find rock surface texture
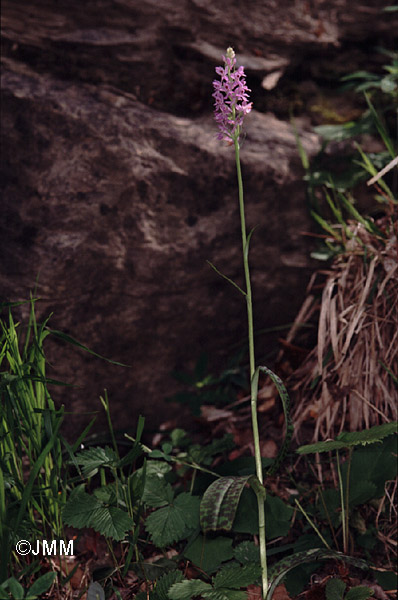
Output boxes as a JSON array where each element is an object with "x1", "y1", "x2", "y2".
[{"x1": 1, "y1": 0, "x2": 393, "y2": 432}]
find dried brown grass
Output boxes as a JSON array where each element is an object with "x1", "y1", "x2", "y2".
[{"x1": 288, "y1": 216, "x2": 398, "y2": 442}]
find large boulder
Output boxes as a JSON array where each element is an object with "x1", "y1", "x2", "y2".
[{"x1": 1, "y1": 0, "x2": 392, "y2": 433}]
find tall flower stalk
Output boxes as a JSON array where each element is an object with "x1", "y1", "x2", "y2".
[
  {"x1": 200, "y1": 48, "x2": 292, "y2": 600},
  {"x1": 213, "y1": 47, "x2": 268, "y2": 595}
]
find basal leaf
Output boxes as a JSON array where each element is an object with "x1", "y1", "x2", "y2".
[
  {"x1": 183, "y1": 535, "x2": 234, "y2": 574},
  {"x1": 200, "y1": 476, "x2": 255, "y2": 532},
  {"x1": 168, "y1": 579, "x2": 212, "y2": 600},
  {"x1": 213, "y1": 564, "x2": 261, "y2": 589},
  {"x1": 27, "y1": 571, "x2": 57, "y2": 598},
  {"x1": 145, "y1": 493, "x2": 200, "y2": 547},
  {"x1": 63, "y1": 487, "x2": 133, "y2": 540}
]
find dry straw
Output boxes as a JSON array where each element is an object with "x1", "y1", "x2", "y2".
[{"x1": 289, "y1": 216, "x2": 397, "y2": 442}]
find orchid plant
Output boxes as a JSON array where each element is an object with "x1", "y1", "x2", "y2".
[{"x1": 198, "y1": 47, "x2": 293, "y2": 599}]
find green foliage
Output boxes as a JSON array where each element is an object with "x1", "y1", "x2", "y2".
[
  {"x1": 200, "y1": 475, "x2": 257, "y2": 532},
  {"x1": 267, "y1": 549, "x2": 370, "y2": 600},
  {"x1": 0, "y1": 572, "x2": 56, "y2": 600},
  {"x1": 325, "y1": 578, "x2": 374, "y2": 600},
  {"x1": 0, "y1": 300, "x2": 67, "y2": 580},
  {"x1": 167, "y1": 353, "x2": 247, "y2": 415},
  {"x1": 63, "y1": 486, "x2": 134, "y2": 541},
  {"x1": 145, "y1": 492, "x2": 200, "y2": 547},
  {"x1": 297, "y1": 47, "x2": 398, "y2": 264},
  {"x1": 339, "y1": 48, "x2": 398, "y2": 99},
  {"x1": 183, "y1": 535, "x2": 234, "y2": 573},
  {"x1": 135, "y1": 571, "x2": 185, "y2": 600},
  {"x1": 233, "y1": 541, "x2": 260, "y2": 564},
  {"x1": 169, "y1": 564, "x2": 261, "y2": 600},
  {"x1": 297, "y1": 423, "x2": 398, "y2": 454},
  {"x1": 74, "y1": 446, "x2": 119, "y2": 478}
]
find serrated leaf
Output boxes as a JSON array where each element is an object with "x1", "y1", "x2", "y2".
[
  {"x1": 297, "y1": 423, "x2": 397, "y2": 454},
  {"x1": 145, "y1": 493, "x2": 200, "y2": 547},
  {"x1": 337, "y1": 423, "x2": 397, "y2": 446},
  {"x1": 63, "y1": 487, "x2": 103, "y2": 528},
  {"x1": 153, "y1": 571, "x2": 184, "y2": 600},
  {"x1": 143, "y1": 478, "x2": 174, "y2": 508},
  {"x1": 92, "y1": 505, "x2": 133, "y2": 541},
  {"x1": 168, "y1": 579, "x2": 212, "y2": 599},
  {"x1": 345, "y1": 586, "x2": 374, "y2": 600},
  {"x1": 63, "y1": 487, "x2": 133, "y2": 540},
  {"x1": 213, "y1": 564, "x2": 261, "y2": 589},
  {"x1": 74, "y1": 446, "x2": 118, "y2": 477},
  {"x1": 203, "y1": 591, "x2": 247, "y2": 600},
  {"x1": 325, "y1": 578, "x2": 346, "y2": 600},
  {"x1": 144, "y1": 460, "x2": 173, "y2": 476},
  {"x1": 200, "y1": 476, "x2": 256, "y2": 532}
]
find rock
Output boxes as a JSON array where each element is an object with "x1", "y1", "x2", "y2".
[{"x1": 1, "y1": 0, "x2": 392, "y2": 433}]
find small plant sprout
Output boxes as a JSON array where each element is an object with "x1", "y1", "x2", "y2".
[{"x1": 199, "y1": 47, "x2": 293, "y2": 599}]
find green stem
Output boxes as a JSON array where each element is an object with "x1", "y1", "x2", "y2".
[
  {"x1": 345, "y1": 448, "x2": 353, "y2": 553},
  {"x1": 336, "y1": 450, "x2": 347, "y2": 553},
  {"x1": 234, "y1": 139, "x2": 255, "y2": 379},
  {"x1": 234, "y1": 137, "x2": 268, "y2": 597}
]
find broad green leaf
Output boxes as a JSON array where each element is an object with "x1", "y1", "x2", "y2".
[
  {"x1": 0, "y1": 585, "x2": 9, "y2": 600},
  {"x1": 233, "y1": 541, "x2": 260, "y2": 565},
  {"x1": 152, "y1": 571, "x2": 184, "y2": 600},
  {"x1": 297, "y1": 423, "x2": 397, "y2": 454},
  {"x1": 5, "y1": 579, "x2": 24, "y2": 599},
  {"x1": 145, "y1": 493, "x2": 200, "y2": 547},
  {"x1": 231, "y1": 487, "x2": 261, "y2": 534},
  {"x1": 91, "y1": 505, "x2": 133, "y2": 541},
  {"x1": 203, "y1": 591, "x2": 247, "y2": 600},
  {"x1": 144, "y1": 461, "x2": 173, "y2": 476},
  {"x1": 325, "y1": 578, "x2": 346, "y2": 600},
  {"x1": 27, "y1": 572, "x2": 57, "y2": 598},
  {"x1": 62, "y1": 487, "x2": 133, "y2": 540},
  {"x1": 213, "y1": 564, "x2": 261, "y2": 589},
  {"x1": 345, "y1": 436, "x2": 397, "y2": 501},
  {"x1": 143, "y1": 478, "x2": 174, "y2": 508},
  {"x1": 168, "y1": 579, "x2": 212, "y2": 599},
  {"x1": 74, "y1": 446, "x2": 118, "y2": 477},
  {"x1": 183, "y1": 535, "x2": 234, "y2": 574},
  {"x1": 337, "y1": 423, "x2": 397, "y2": 445},
  {"x1": 345, "y1": 586, "x2": 374, "y2": 600},
  {"x1": 63, "y1": 487, "x2": 102, "y2": 528},
  {"x1": 200, "y1": 476, "x2": 256, "y2": 532}
]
